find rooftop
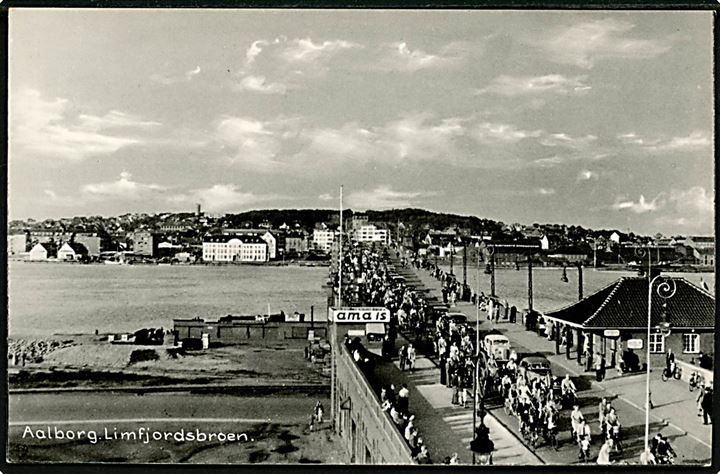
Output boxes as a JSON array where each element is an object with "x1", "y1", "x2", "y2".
[{"x1": 544, "y1": 277, "x2": 715, "y2": 329}]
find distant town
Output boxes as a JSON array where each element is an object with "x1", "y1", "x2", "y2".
[{"x1": 6, "y1": 206, "x2": 715, "y2": 271}]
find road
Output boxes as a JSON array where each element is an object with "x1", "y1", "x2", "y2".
[{"x1": 395, "y1": 250, "x2": 712, "y2": 465}]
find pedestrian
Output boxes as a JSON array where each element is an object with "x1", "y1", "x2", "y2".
[
  {"x1": 598, "y1": 397, "x2": 608, "y2": 433},
  {"x1": 570, "y1": 404, "x2": 584, "y2": 441},
  {"x1": 576, "y1": 418, "x2": 591, "y2": 445},
  {"x1": 314, "y1": 401, "x2": 324, "y2": 424},
  {"x1": 407, "y1": 344, "x2": 416, "y2": 372},
  {"x1": 398, "y1": 383, "x2": 410, "y2": 415},
  {"x1": 597, "y1": 438, "x2": 613, "y2": 465},
  {"x1": 696, "y1": 383, "x2": 705, "y2": 416},
  {"x1": 701, "y1": 386, "x2": 713, "y2": 425},
  {"x1": 399, "y1": 345, "x2": 407, "y2": 371}
]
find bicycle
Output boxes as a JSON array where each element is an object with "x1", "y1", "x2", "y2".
[
  {"x1": 661, "y1": 365, "x2": 682, "y2": 382},
  {"x1": 689, "y1": 371, "x2": 705, "y2": 392}
]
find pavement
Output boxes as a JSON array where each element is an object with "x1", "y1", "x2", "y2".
[{"x1": 389, "y1": 249, "x2": 712, "y2": 465}]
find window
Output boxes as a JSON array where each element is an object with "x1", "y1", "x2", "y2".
[
  {"x1": 683, "y1": 333, "x2": 700, "y2": 354},
  {"x1": 649, "y1": 333, "x2": 665, "y2": 353}
]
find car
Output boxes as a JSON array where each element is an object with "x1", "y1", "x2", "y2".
[
  {"x1": 519, "y1": 356, "x2": 553, "y2": 382},
  {"x1": 446, "y1": 312, "x2": 468, "y2": 324},
  {"x1": 483, "y1": 334, "x2": 511, "y2": 361}
]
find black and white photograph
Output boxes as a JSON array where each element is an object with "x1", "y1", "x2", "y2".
[{"x1": 5, "y1": 8, "x2": 716, "y2": 467}]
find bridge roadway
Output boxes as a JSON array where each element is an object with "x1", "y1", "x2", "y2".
[{"x1": 390, "y1": 246, "x2": 711, "y2": 465}]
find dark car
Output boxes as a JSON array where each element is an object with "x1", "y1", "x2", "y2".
[
  {"x1": 519, "y1": 356, "x2": 553, "y2": 382},
  {"x1": 446, "y1": 312, "x2": 468, "y2": 325}
]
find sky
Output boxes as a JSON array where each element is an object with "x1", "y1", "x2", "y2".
[{"x1": 8, "y1": 9, "x2": 715, "y2": 236}]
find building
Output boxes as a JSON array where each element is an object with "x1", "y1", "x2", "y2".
[
  {"x1": 73, "y1": 234, "x2": 102, "y2": 257},
  {"x1": 313, "y1": 229, "x2": 337, "y2": 254},
  {"x1": 285, "y1": 230, "x2": 308, "y2": 255},
  {"x1": 222, "y1": 229, "x2": 277, "y2": 260},
  {"x1": 545, "y1": 245, "x2": 590, "y2": 263},
  {"x1": 202, "y1": 235, "x2": 269, "y2": 262},
  {"x1": 542, "y1": 276, "x2": 715, "y2": 371},
  {"x1": 28, "y1": 242, "x2": 56, "y2": 260},
  {"x1": 57, "y1": 242, "x2": 89, "y2": 261},
  {"x1": 7, "y1": 234, "x2": 28, "y2": 256},
  {"x1": 353, "y1": 224, "x2": 389, "y2": 245},
  {"x1": 132, "y1": 231, "x2": 160, "y2": 257}
]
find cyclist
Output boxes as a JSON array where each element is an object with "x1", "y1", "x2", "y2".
[
  {"x1": 570, "y1": 404, "x2": 584, "y2": 441},
  {"x1": 665, "y1": 349, "x2": 676, "y2": 378},
  {"x1": 561, "y1": 375, "x2": 577, "y2": 405},
  {"x1": 655, "y1": 434, "x2": 676, "y2": 464}
]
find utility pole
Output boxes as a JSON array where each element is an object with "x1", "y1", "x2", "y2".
[
  {"x1": 490, "y1": 249, "x2": 496, "y2": 298},
  {"x1": 527, "y1": 252, "x2": 534, "y2": 312},
  {"x1": 577, "y1": 263, "x2": 584, "y2": 300},
  {"x1": 462, "y1": 239, "x2": 468, "y2": 287}
]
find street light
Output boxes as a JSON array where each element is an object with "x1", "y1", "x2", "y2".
[
  {"x1": 644, "y1": 275, "x2": 676, "y2": 458},
  {"x1": 561, "y1": 262, "x2": 584, "y2": 301},
  {"x1": 449, "y1": 242, "x2": 455, "y2": 276}
]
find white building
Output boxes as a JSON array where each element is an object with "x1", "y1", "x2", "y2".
[
  {"x1": 7, "y1": 234, "x2": 27, "y2": 256},
  {"x1": 28, "y1": 242, "x2": 54, "y2": 260},
  {"x1": 202, "y1": 235, "x2": 268, "y2": 262},
  {"x1": 353, "y1": 224, "x2": 389, "y2": 244},
  {"x1": 222, "y1": 229, "x2": 277, "y2": 259},
  {"x1": 57, "y1": 242, "x2": 88, "y2": 261},
  {"x1": 313, "y1": 229, "x2": 337, "y2": 253}
]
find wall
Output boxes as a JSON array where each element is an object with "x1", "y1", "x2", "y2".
[
  {"x1": 173, "y1": 320, "x2": 327, "y2": 343},
  {"x1": 334, "y1": 344, "x2": 415, "y2": 464}
]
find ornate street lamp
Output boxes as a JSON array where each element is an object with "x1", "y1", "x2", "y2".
[{"x1": 644, "y1": 276, "x2": 676, "y2": 457}]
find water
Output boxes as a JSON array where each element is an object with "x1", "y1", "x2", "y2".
[
  {"x1": 8, "y1": 262, "x2": 329, "y2": 337},
  {"x1": 440, "y1": 264, "x2": 715, "y2": 313}
]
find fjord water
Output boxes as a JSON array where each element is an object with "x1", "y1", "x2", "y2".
[
  {"x1": 440, "y1": 264, "x2": 714, "y2": 313},
  {"x1": 8, "y1": 262, "x2": 329, "y2": 337},
  {"x1": 8, "y1": 261, "x2": 714, "y2": 337}
]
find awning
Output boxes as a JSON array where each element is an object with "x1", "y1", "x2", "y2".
[{"x1": 365, "y1": 323, "x2": 386, "y2": 335}]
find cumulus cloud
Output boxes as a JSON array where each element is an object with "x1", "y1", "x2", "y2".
[
  {"x1": 378, "y1": 42, "x2": 463, "y2": 72},
  {"x1": 536, "y1": 18, "x2": 671, "y2": 68},
  {"x1": 476, "y1": 74, "x2": 591, "y2": 96},
  {"x1": 81, "y1": 171, "x2": 167, "y2": 199},
  {"x1": 214, "y1": 116, "x2": 287, "y2": 171},
  {"x1": 169, "y1": 184, "x2": 274, "y2": 213},
  {"x1": 244, "y1": 36, "x2": 358, "y2": 68},
  {"x1": 668, "y1": 186, "x2": 713, "y2": 214},
  {"x1": 234, "y1": 75, "x2": 288, "y2": 94},
  {"x1": 12, "y1": 88, "x2": 158, "y2": 161},
  {"x1": 346, "y1": 186, "x2": 430, "y2": 210},
  {"x1": 150, "y1": 66, "x2": 201, "y2": 85},
  {"x1": 612, "y1": 193, "x2": 665, "y2": 214}
]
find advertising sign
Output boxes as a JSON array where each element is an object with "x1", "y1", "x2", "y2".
[
  {"x1": 627, "y1": 339, "x2": 643, "y2": 349},
  {"x1": 329, "y1": 307, "x2": 390, "y2": 323},
  {"x1": 603, "y1": 329, "x2": 620, "y2": 338}
]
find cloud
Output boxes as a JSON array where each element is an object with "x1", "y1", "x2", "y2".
[
  {"x1": 617, "y1": 130, "x2": 711, "y2": 152},
  {"x1": 346, "y1": 186, "x2": 429, "y2": 210},
  {"x1": 168, "y1": 184, "x2": 274, "y2": 213},
  {"x1": 281, "y1": 38, "x2": 359, "y2": 63},
  {"x1": 214, "y1": 116, "x2": 288, "y2": 171},
  {"x1": 81, "y1": 171, "x2": 167, "y2": 200},
  {"x1": 150, "y1": 66, "x2": 202, "y2": 85},
  {"x1": 234, "y1": 75, "x2": 288, "y2": 94},
  {"x1": 378, "y1": 42, "x2": 463, "y2": 72},
  {"x1": 473, "y1": 122, "x2": 541, "y2": 144},
  {"x1": 612, "y1": 193, "x2": 665, "y2": 214},
  {"x1": 12, "y1": 88, "x2": 157, "y2": 161},
  {"x1": 244, "y1": 36, "x2": 358, "y2": 68},
  {"x1": 536, "y1": 18, "x2": 671, "y2": 68},
  {"x1": 318, "y1": 193, "x2": 334, "y2": 201},
  {"x1": 537, "y1": 188, "x2": 556, "y2": 195},
  {"x1": 539, "y1": 132, "x2": 598, "y2": 149},
  {"x1": 668, "y1": 186, "x2": 713, "y2": 214},
  {"x1": 476, "y1": 74, "x2": 591, "y2": 96},
  {"x1": 577, "y1": 169, "x2": 599, "y2": 181}
]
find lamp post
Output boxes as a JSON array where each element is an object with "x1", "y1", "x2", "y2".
[
  {"x1": 449, "y1": 243, "x2": 455, "y2": 276},
  {"x1": 635, "y1": 245, "x2": 652, "y2": 280},
  {"x1": 644, "y1": 276, "x2": 676, "y2": 457},
  {"x1": 484, "y1": 244, "x2": 496, "y2": 297},
  {"x1": 462, "y1": 237, "x2": 468, "y2": 287},
  {"x1": 561, "y1": 262, "x2": 584, "y2": 301}
]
